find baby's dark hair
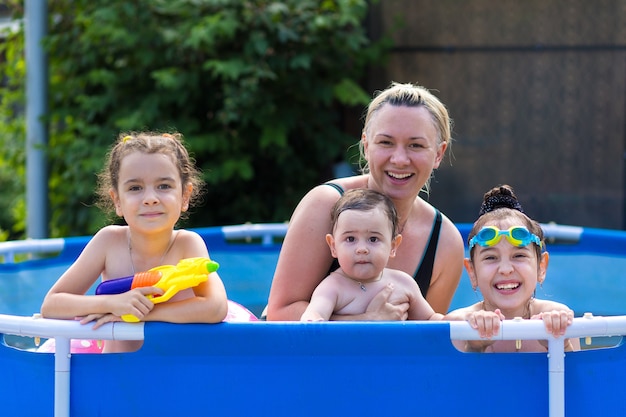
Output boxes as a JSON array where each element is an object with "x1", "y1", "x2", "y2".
[
  {"x1": 96, "y1": 131, "x2": 205, "y2": 220},
  {"x1": 468, "y1": 184, "x2": 544, "y2": 257},
  {"x1": 330, "y1": 188, "x2": 399, "y2": 236}
]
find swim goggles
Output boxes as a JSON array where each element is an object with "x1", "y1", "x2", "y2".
[{"x1": 469, "y1": 226, "x2": 542, "y2": 249}]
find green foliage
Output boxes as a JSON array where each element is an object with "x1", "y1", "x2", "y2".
[{"x1": 0, "y1": 0, "x2": 387, "y2": 238}]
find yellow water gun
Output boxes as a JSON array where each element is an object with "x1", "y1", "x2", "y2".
[{"x1": 95, "y1": 257, "x2": 219, "y2": 322}]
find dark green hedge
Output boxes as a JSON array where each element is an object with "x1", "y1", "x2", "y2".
[{"x1": 0, "y1": 0, "x2": 387, "y2": 238}]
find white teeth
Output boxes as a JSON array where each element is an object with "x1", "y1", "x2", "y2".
[
  {"x1": 388, "y1": 172, "x2": 412, "y2": 179},
  {"x1": 496, "y1": 283, "x2": 520, "y2": 290}
]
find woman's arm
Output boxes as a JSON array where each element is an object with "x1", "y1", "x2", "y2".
[{"x1": 267, "y1": 186, "x2": 341, "y2": 321}]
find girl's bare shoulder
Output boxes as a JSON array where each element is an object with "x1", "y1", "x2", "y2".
[
  {"x1": 169, "y1": 229, "x2": 209, "y2": 258},
  {"x1": 444, "y1": 303, "x2": 485, "y2": 320},
  {"x1": 532, "y1": 298, "x2": 573, "y2": 313},
  {"x1": 90, "y1": 225, "x2": 128, "y2": 245},
  {"x1": 174, "y1": 228, "x2": 204, "y2": 242}
]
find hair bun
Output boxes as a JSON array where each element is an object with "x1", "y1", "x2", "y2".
[{"x1": 479, "y1": 185, "x2": 524, "y2": 216}]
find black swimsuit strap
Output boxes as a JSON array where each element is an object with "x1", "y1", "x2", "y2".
[
  {"x1": 324, "y1": 182, "x2": 345, "y2": 195},
  {"x1": 414, "y1": 209, "x2": 442, "y2": 298}
]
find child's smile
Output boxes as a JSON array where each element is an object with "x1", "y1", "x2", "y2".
[
  {"x1": 114, "y1": 152, "x2": 186, "y2": 233},
  {"x1": 494, "y1": 280, "x2": 521, "y2": 292},
  {"x1": 470, "y1": 232, "x2": 543, "y2": 317}
]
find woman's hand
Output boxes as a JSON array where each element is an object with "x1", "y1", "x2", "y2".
[{"x1": 365, "y1": 284, "x2": 409, "y2": 321}]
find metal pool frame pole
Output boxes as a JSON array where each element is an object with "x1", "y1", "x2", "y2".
[
  {"x1": 25, "y1": 0, "x2": 49, "y2": 239},
  {"x1": 548, "y1": 338, "x2": 565, "y2": 417},
  {"x1": 54, "y1": 337, "x2": 70, "y2": 417}
]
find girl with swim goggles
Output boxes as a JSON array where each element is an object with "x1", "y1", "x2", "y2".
[{"x1": 445, "y1": 185, "x2": 580, "y2": 353}]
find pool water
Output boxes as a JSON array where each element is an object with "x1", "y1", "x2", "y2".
[
  {"x1": 2, "y1": 223, "x2": 626, "y2": 350},
  {"x1": 3, "y1": 249, "x2": 626, "y2": 318}
]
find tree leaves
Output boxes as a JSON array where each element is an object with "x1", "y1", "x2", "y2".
[{"x1": 0, "y1": 0, "x2": 386, "y2": 238}]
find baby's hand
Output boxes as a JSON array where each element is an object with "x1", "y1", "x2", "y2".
[
  {"x1": 301, "y1": 316, "x2": 324, "y2": 322},
  {"x1": 300, "y1": 311, "x2": 324, "y2": 322},
  {"x1": 532, "y1": 309, "x2": 574, "y2": 337},
  {"x1": 466, "y1": 309, "x2": 505, "y2": 339}
]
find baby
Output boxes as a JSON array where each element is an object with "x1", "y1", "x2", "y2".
[{"x1": 301, "y1": 188, "x2": 442, "y2": 322}]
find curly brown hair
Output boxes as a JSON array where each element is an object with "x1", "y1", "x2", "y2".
[{"x1": 95, "y1": 131, "x2": 205, "y2": 221}]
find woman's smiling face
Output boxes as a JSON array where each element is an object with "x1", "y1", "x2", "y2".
[{"x1": 362, "y1": 104, "x2": 445, "y2": 201}]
